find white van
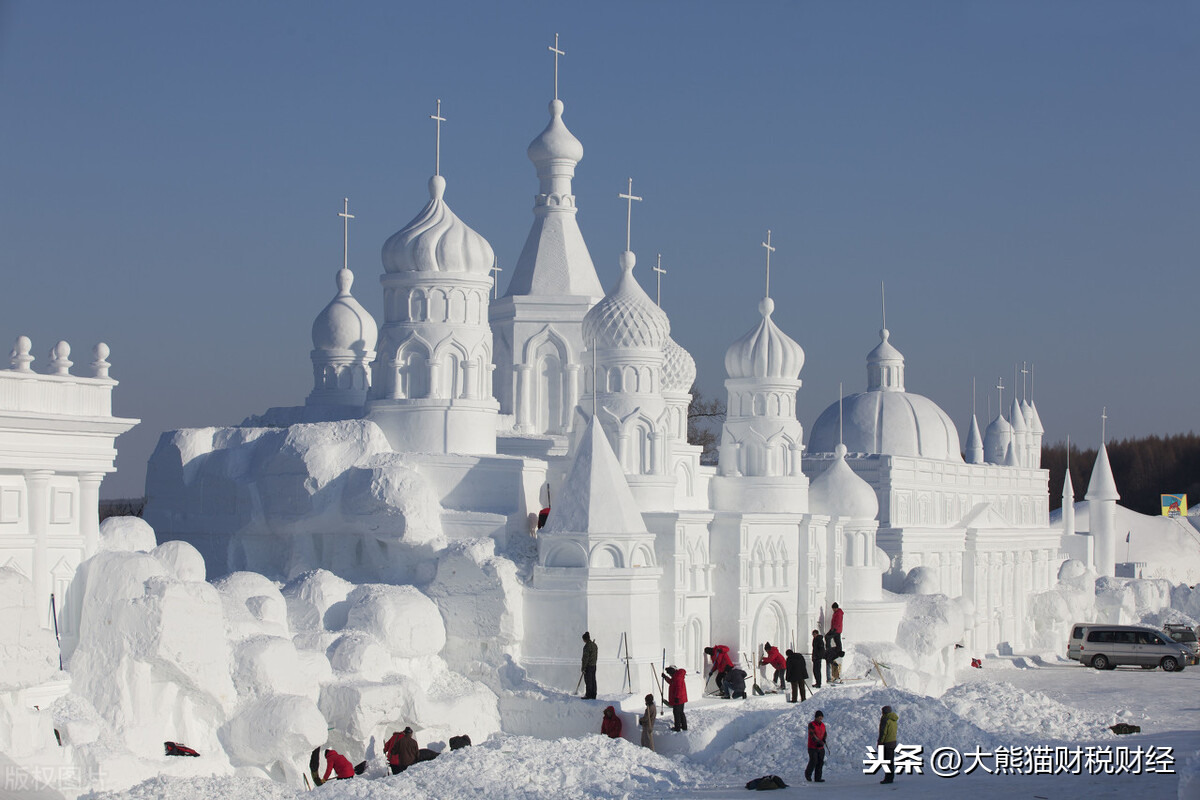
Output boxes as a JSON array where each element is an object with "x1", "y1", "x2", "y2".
[{"x1": 1067, "y1": 623, "x2": 1192, "y2": 672}]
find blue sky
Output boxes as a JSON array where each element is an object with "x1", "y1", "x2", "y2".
[{"x1": 1, "y1": 1, "x2": 1197, "y2": 498}]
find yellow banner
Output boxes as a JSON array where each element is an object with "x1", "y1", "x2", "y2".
[{"x1": 1162, "y1": 494, "x2": 1187, "y2": 517}]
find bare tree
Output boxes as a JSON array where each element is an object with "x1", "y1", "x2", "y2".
[{"x1": 687, "y1": 383, "x2": 726, "y2": 465}]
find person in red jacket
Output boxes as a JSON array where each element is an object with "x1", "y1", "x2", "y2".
[
  {"x1": 662, "y1": 666, "x2": 688, "y2": 731},
  {"x1": 804, "y1": 710, "x2": 826, "y2": 783},
  {"x1": 759, "y1": 642, "x2": 786, "y2": 690},
  {"x1": 830, "y1": 603, "x2": 844, "y2": 653},
  {"x1": 383, "y1": 727, "x2": 418, "y2": 774},
  {"x1": 704, "y1": 644, "x2": 735, "y2": 697},
  {"x1": 600, "y1": 705, "x2": 623, "y2": 738},
  {"x1": 322, "y1": 748, "x2": 356, "y2": 781}
]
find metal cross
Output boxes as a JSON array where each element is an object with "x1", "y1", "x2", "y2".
[
  {"x1": 549, "y1": 33, "x2": 565, "y2": 101},
  {"x1": 1021, "y1": 361, "x2": 1029, "y2": 402},
  {"x1": 881, "y1": 281, "x2": 887, "y2": 330},
  {"x1": 653, "y1": 254, "x2": 666, "y2": 306},
  {"x1": 762, "y1": 230, "x2": 775, "y2": 298},
  {"x1": 490, "y1": 257, "x2": 502, "y2": 299},
  {"x1": 618, "y1": 178, "x2": 642, "y2": 252},
  {"x1": 430, "y1": 99, "x2": 446, "y2": 176},
  {"x1": 1101, "y1": 406, "x2": 1108, "y2": 444},
  {"x1": 338, "y1": 198, "x2": 354, "y2": 271},
  {"x1": 996, "y1": 377, "x2": 1004, "y2": 413}
]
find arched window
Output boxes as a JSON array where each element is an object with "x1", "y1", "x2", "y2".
[{"x1": 408, "y1": 289, "x2": 427, "y2": 322}]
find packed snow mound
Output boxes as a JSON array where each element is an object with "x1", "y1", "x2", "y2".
[
  {"x1": 0, "y1": 566, "x2": 60, "y2": 690},
  {"x1": 220, "y1": 694, "x2": 326, "y2": 778},
  {"x1": 326, "y1": 630, "x2": 393, "y2": 680},
  {"x1": 231, "y1": 635, "x2": 321, "y2": 702},
  {"x1": 99, "y1": 515, "x2": 157, "y2": 552},
  {"x1": 152, "y1": 539, "x2": 206, "y2": 581},
  {"x1": 214, "y1": 571, "x2": 289, "y2": 640},
  {"x1": 282, "y1": 569, "x2": 352, "y2": 632},
  {"x1": 84, "y1": 774, "x2": 299, "y2": 800},
  {"x1": 941, "y1": 681, "x2": 1115, "y2": 741},
  {"x1": 719, "y1": 686, "x2": 1004, "y2": 778},
  {"x1": 895, "y1": 593, "x2": 972, "y2": 676},
  {"x1": 344, "y1": 583, "x2": 446, "y2": 657}
]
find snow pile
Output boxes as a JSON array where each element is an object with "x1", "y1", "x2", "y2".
[
  {"x1": 941, "y1": 681, "x2": 1115, "y2": 741},
  {"x1": 84, "y1": 774, "x2": 299, "y2": 800},
  {"x1": 0, "y1": 565, "x2": 61, "y2": 691},
  {"x1": 1027, "y1": 558, "x2": 1098, "y2": 651},
  {"x1": 891, "y1": 593, "x2": 974, "y2": 691},
  {"x1": 1070, "y1": 502, "x2": 1200, "y2": 584},
  {"x1": 220, "y1": 694, "x2": 327, "y2": 784},
  {"x1": 718, "y1": 686, "x2": 1004, "y2": 778},
  {"x1": 98, "y1": 515, "x2": 157, "y2": 552}
]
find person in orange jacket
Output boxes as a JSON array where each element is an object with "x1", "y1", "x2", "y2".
[
  {"x1": 600, "y1": 705, "x2": 623, "y2": 738},
  {"x1": 759, "y1": 642, "x2": 786, "y2": 690},
  {"x1": 662, "y1": 666, "x2": 688, "y2": 731},
  {"x1": 322, "y1": 748, "x2": 356, "y2": 781}
]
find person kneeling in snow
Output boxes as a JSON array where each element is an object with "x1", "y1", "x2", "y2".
[
  {"x1": 724, "y1": 666, "x2": 748, "y2": 699},
  {"x1": 384, "y1": 726, "x2": 419, "y2": 774},
  {"x1": 601, "y1": 705, "x2": 623, "y2": 738},
  {"x1": 323, "y1": 748, "x2": 356, "y2": 781}
]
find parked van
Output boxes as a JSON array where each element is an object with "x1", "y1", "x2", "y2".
[
  {"x1": 1068, "y1": 623, "x2": 1193, "y2": 671},
  {"x1": 1164, "y1": 623, "x2": 1200, "y2": 661}
]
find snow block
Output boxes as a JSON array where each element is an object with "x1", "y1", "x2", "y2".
[
  {"x1": 231, "y1": 636, "x2": 320, "y2": 703},
  {"x1": 214, "y1": 571, "x2": 289, "y2": 641},
  {"x1": 343, "y1": 584, "x2": 446, "y2": 658},
  {"x1": 220, "y1": 694, "x2": 326, "y2": 785},
  {"x1": 152, "y1": 540, "x2": 207, "y2": 582},
  {"x1": 0, "y1": 566, "x2": 60, "y2": 690},
  {"x1": 281, "y1": 569, "x2": 352, "y2": 633},
  {"x1": 99, "y1": 515, "x2": 158, "y2": 552},
  {"x1": 326, "y1": 631, "x2": 393, "y2": 681}
]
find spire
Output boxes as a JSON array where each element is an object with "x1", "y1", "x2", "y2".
[
  {"x1": 653, "y1": 254, "x2": 666, "y2": 306},
  {"x1": 548, "y1": 32, "x2": 565, "y2": 101},
  {"x1": 965, "y1": 414, "x2": 984, "y2": 464},
  {"x1": 542, "y1": 416, "x2": 648, "y2": 534},
  {"x1": 1085, "y1": 441, "x2": 1120, "y2": 502}
]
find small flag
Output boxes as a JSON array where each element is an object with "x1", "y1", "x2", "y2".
[{"x1": 1126, "y1": 532, "x2": 1131, "y2": 543}]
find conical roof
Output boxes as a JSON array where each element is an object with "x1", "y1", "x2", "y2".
[
  {"x1": 723, "y1": 297, "x2": 804, "y2": 380},
  {"x1": 382, "y1": 175, "x2": 494, "y2": 275},
  {"x1": 543, "y1": 416, "x2": 647, "y2": 534},
  {"x1": 1085, "y1": 443, "x2": 1120, "y2": 501},
  {"x1": 964, "y1": 414, "x2": 984, "y2": 464}
]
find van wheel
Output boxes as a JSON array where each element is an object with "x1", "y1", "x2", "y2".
[
  {"x1": 1161, "y1": 657, "x2": 1179, "y2": 672},
  {"x1": 1091, "y1": 654, "x2": 1109, "y2": 670}
]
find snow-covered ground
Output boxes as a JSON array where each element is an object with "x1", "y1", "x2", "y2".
[{"x1": 70, "y1": 657, "x2": 1198, "y2": 799}]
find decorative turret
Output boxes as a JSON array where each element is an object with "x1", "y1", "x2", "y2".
[
  {"x1": 1086, "y1": 414, "x2": 1121, "y2": 577},
  {"x1": 965, "y1": 414, "x2": 985, "y2": 464}
]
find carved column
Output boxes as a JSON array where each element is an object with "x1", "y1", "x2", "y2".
[
  {"x1": 77, "y1": 472, "x2": 105, "y2": 557},
  {"x1": 25, "y1": 470, "x2": 52, "y2": 629}
]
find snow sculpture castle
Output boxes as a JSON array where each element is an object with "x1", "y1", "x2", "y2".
[{"x1": 144, "y1": 43, "x2": 1111, "y2": 694}]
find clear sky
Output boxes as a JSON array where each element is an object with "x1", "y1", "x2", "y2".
[{"x1": 1, "y1": 1, "x2": 1197, "y2": 498}]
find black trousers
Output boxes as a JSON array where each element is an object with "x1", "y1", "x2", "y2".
[
  {"x1": 583, "y1": 666, "x2": 597, "y2": 699},
  {"x1": 789, "y1": 680, "x2": 806, "y2": 702},
  {"x1": 805, "y1": 747, "x2": 825, "y2": 781},
  {"x1": 881, "y1": 742, "x2": 896, "y2": 782},
  {"x1": 671, "y1": 702, "x2": 687, "y2": 730},
  {"x1": 811, "y1": 657, "x2": 822, "y2": 687}
]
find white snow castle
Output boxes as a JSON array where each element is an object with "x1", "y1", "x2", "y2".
[{"x1": 144, "y1": 48, "x2": 1101, "y2": 695}]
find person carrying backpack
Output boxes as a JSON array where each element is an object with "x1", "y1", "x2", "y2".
[{"x1": 805, "y1": 710, "x2": 826, "y2": 782}]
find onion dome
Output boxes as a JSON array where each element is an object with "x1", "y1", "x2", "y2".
[
  {"x1": 582, "y1": 251, "x2": 669, "y2": 349},
  {"x1": 527, "y1": 99, "x2": 583, "y2": 165},
  {"x1": 809, "y1": 444, "x2": 879, "y2": 519},
  {"x1": 312, "y1": 268, "x2": 378, "y2": 353},
  {"x1": 983, "y1": 413, "x2": 1013, "y2": 464},
  {"x1": 723, "y1": 297, "x2": 805, "y2": 380},
  {"x1": 661, "y1": 336, "x2": 697, "y2": 393},
  {"x1": 382, "y1": 175, "x2": 494, "y2": 275}
]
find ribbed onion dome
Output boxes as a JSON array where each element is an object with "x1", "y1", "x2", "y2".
[
  {"x1": 527, "y1": 99, "x2": 584, "y2": 165},
  {"x1": 382, "y1": 175, "x2": 495, "y2": 275},
  {"x1": 809, "y1": 444, "x2": 879, "y2": 519},
  {"x1": 661, "y1": 336, "x2": 697, "y2": 393},
  {"x1": 724, "y1": 297, "x2": 805, "y2": 380},
  {"x1": 312, "y1": 268, "x2": 378, "y2": 352},
  {"x1": 582, "y1": 251, "x2": 670, "y2": 349}
]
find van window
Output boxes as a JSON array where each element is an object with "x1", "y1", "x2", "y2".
[
  {"x1": 1137, "y1": 632, "x2": 1166, "y2": 645},
  {"x1": 1087, "y1": 630, "x2": 1135, "y2": 644},
  {"x1": 1072, "y1": 626, "x2": 1084, "y2": 640}
]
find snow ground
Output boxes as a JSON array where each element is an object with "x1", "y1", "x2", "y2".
[{"x1": 81, "y1": 657, "x2": 1200, "y2": 800}]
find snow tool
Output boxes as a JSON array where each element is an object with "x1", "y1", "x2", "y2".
[
  {"x1": 744, "y1": 651, "x2": 765, "y2": 695},
  {"x1": 574, "y1": 671, "x2": 584, "y2": 695}
]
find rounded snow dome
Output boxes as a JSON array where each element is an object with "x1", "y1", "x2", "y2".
[
  {"x1": 661, "y1": 336, "x2": 697, "y2": 393},
  {"x1": 382, "y1": 175, "x2": 495, "y2": 275},
  {"x1": 582, "y1": 251, "x2": 669, "y2": 350},
  {"x1": 527, "y1": 99, "x2": 584, "y2": 165},
  {"x1": 809, "y1": 390, "x2": 963, "y2": 461},
  {"x1": 312, "y1": 269, "x2": 378, "y2": 353},
  {"x1": 809, "y1": 444, "x2": 878, "y2": 519},
  {"x1": 723, "y1": 298, "x2": 805, "y2": 380}
]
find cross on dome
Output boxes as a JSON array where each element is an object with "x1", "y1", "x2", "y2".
[
  {"x1": 653, "y1": 253, "x2": 666, "y2": 306},
  {"x1": 430, "y1": 99, "x2": 446, "y2": 177},
  {"x1": 618, "y1": 178, "x2": 642, "y2": 252},
  {"x1": 490, "y1": 257, "x2": 502, "y2": 299},
  {"x1": 548, "y1": 33, "x2": 565, "y2": 101},
  {"x1": 996, "y1": 377, "x2": 1004, "y2": 413},
  {"x1": 762, "y1": 230, "x2": 775, "y2": 298},
  {"x1": 338, "y1": 198, "x2": 354, "y2": 271}
]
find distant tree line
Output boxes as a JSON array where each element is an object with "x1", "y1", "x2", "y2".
[
  {"x1": 687, "y1": 384, "x2": 725, "y2": 465},
  {"x1": 99, "y1": 497, "x2": 145, "y2": 522},
  {"x1": 1043, "y1": 433, "x2": 1200, "y2": 515}
]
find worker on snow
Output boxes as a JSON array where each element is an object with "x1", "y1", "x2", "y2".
[
  {"x1": 581, "y1": 632, "x2": 598, "y2": 699},
  {"x1": 759, "y1": 642, "x2": 786, "y2": 690},
  {"x1": 785, "y1": 648, "x2": 809, "y2": 703},
  {"x1": 811, "y1": 630, "x2": 826, "y2": 688},
  {"x1": 601, "y1": 705, "x2": 623, "y2": 738},
  {"x1": 805, "y1": 710, "x2": 827, "y2": 782},
  {"x1": 662, "y1": 666, "x2": 688, "y2": 731},
  {"x1": 829, "y1": 602, "x2": 844, "y2": 652},
  {"x1": 704, "y1": 644, "x2": 734, "y2": 697},
  {"x1": 638, "y1": 693, "x2": 657, "y2": 750},
  {"x1": 322, "y1": 748, "x2": 356, "y2": 781},
  {"x1": 878, "y1": 705, "x2": 899, "y2": 784},
  {"x1": 384, "y1": 726, "x2": 418, "y2": 774},
  {"x1": 725, "y1": 665, "x2": 748, "y2": 699}
]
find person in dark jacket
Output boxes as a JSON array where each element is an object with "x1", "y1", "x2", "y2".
[
  {"x1": 784, "y1": 649, "x2": 809, "y2": 703},
  {"x1": 383, "y1": 727, "x2": 419, "y2": 774},
  {"x1": 662, "y1": 666, "x2": 688, "y2": 731},
  {"x1": 725, "y1": 666, "x2": 748, "y2": 699},
  {"x1": 811, "y1": 630, "x2": 826, "y2": 688},
  {"x1": 601, "y1": 705, "x2": 623, "y2": 738},
  {"x1": 322, "y1": 748, "x2": 356, "y2": 781},
  {"x1": 804, "y1": 710, "x2": 826, "y2": 782},
  {"x1": 581, "y1": 632, "x2": 598, "y2": 699},
  {"x1": 878, "y1": 705, "x2": 899, "y2": 783}
]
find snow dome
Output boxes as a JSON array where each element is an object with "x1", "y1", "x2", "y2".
[
  {"x1": 808, "y1": 329, "x2": 961, "y2": 461},
  {"x1": 581, "y1": 251, "x2": 669, "y2": 349},
  {"x1": 661, "y1": 335, "x2": 696, "y2": 393},
  {"x1": 809, "y1": 444, "x2": 878, "y2": 519},
  {"x1": 723, "y1": 297, "x2": 804, "y2": 380},
  {"x1": 311, "y1": 268, "x2": 378, "y2": 353},
  {"x1": 381, "y1": 175, "x2": 495, "y2": 275},
  {"x1": 527, "y1": 99, "x2": 583, "y2": 165}
]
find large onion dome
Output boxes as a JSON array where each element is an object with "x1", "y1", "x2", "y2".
[
  {"x1": 723, "y1": 297, "x2": 805, "y2": 380},
  {"x1": 582, "y1": 251, "x2": 669, "y2": 349},
  {"x1": 381, "y1": 175, "x2": 494, "y2": 275}
]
